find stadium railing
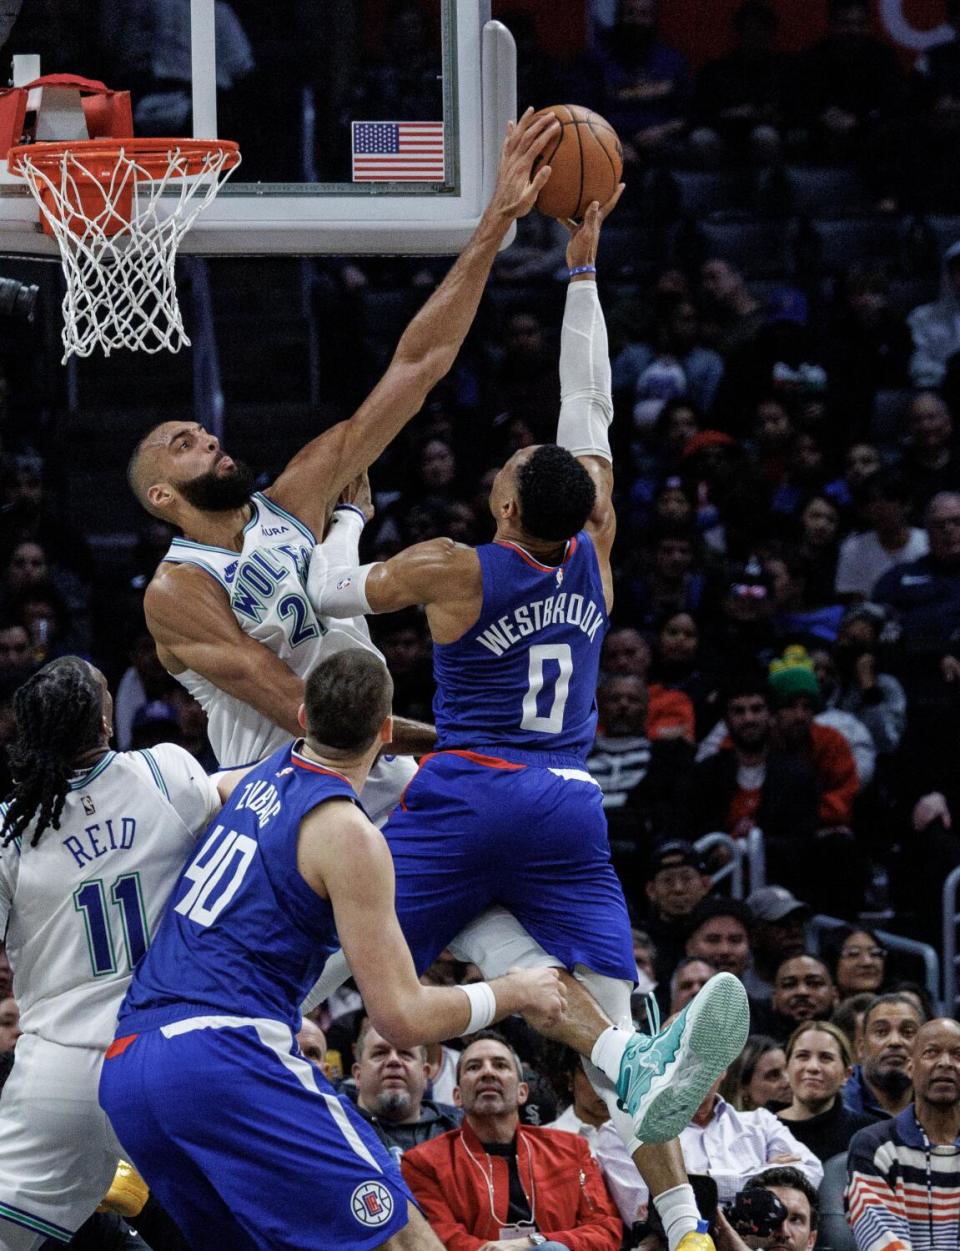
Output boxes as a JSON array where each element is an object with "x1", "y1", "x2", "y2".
[
  {"x1": 810, "y1": 913, "x2": 942, "y2": 1014},
  {"x1": 694, "y1": 826, "x2": 767, "y2": 900},
  {"x1": 941, "y1": 864, "x2": 960, "y2": 1015}
]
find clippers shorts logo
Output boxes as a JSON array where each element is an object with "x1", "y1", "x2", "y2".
[{"x1": 351, "y1": 1181, "x2": 394, "y2": 1227}]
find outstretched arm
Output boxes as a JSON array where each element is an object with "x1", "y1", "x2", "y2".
[
  {"x1": 301, "y1": 801, "x2": 566, "y2": 1047},
  {"x1": 265, "y1": 110, "x2": 560, "y2": 535},
  {"x1": 556, "y1": 190, "x2": 623, "y2": 611}
]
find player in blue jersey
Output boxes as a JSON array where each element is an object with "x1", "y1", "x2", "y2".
[
  {"x1": 99, "y1": 649, "x2": 565, "y2": 1251},
  {"x1": 306, "y1": 199, "x2": 749, "y2": 1251}
]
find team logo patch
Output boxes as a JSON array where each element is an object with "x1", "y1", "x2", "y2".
[{"x1": 351, "y1": 1181, "x2": 394, "y2": 1227}]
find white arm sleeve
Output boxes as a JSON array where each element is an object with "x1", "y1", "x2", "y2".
[
  {"x1": 305, "y1": 505, "x2": 376, "y2": 618},
  {"x1": 556, "y1": 279, "x2": 613, "y2": 463}
]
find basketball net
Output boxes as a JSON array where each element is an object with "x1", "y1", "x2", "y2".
[{"x1": 10, "y1": 140, "x2": 240, "y2": 362}]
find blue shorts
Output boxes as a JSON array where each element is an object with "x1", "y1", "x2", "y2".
[
  {"x1": 99, "y1": 1016, "x2": 414, "y2": 1251},
  {"x1": 383, "y1": 749, "x2": 635, "y2": 982}
]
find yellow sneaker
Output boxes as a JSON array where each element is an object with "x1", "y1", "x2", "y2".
[
  {"x1": 97, "y1": 1159, "x2": 149, "y2": 1217},
  {"x1": 675, "y1": 1233, "x2": 715, "y2": 1250}
]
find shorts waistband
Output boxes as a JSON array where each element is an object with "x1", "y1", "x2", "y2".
[{"x1": 431, "y1": 745, "x2": 589, "y2": 770}]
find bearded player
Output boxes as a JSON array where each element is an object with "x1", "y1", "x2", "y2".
[
  {"x1": 305, "y1": 197, "x2": 749, "y2": 1251},
  {"x1": 125, "y1": 109, "x2": 560, "y2": 823}
]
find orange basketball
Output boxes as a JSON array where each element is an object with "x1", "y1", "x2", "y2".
[{"x1": 531, "y1": 105, "x2": 623, "y2": 221}]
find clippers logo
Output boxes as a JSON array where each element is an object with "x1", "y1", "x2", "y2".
[
  {"x1": 351, "y1": 1181, "x2": 393, "y2": 1227},
  {"x1": 81, "y1": 795, "x2": 95, "y2": 816}
]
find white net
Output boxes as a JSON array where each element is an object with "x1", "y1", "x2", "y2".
[{"x1": 12, "y1": 142, "x2": 240, "y2": 362}]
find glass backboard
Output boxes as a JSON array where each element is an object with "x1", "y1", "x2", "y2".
[{"x1": 0, "y1": 0, "x2": 517, "y2": 256}]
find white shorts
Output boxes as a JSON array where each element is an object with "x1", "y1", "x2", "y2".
[
  {"x1": 0, "y1": 1034, "x2": 122, "y2": 1249},
  {"x1": 360, "y1": 754, "x2": 417, "y2": 827},
  {"x1": 303, "y1": 905, "x2": 631, "y2": 1028}
]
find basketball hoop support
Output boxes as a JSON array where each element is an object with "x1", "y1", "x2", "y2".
[{"x1": 190, "y1": 0, "x2": 218, "y2": 139}]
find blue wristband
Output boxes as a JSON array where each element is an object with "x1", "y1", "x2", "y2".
[{"x1": 567, "y1": 264, "x2": 597, "y2": 278}]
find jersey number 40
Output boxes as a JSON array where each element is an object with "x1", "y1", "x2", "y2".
[{"x1": 175, "y1": 825, "x2": 258, "y2": 928}]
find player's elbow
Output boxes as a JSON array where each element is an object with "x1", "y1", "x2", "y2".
[{"x1": 365, "y1": 1006, "x2": 420, "y2": 1051}]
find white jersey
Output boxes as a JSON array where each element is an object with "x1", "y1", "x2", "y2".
[
  {"x1": 164, "y1": 491, "x2": 381, "y2": 768},
  {"x1": 163, "y1": 491, "x2": 414, "y2": 824},
  {"x1": 0, "y1": 744, "x2": 219, "y2": 1050}
]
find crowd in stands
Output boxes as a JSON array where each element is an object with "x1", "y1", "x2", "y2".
[{"x1": 6, "y1": 1, "x2": 960, "y2": 1247}]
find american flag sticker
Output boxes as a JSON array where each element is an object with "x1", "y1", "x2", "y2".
[{"x1": 351, "y1": 121, "x2": 445, "y2": 182}]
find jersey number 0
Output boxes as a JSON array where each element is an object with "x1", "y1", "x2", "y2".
[{"x1": 520, "y1": 643, "x2": 573, "y2": 733}]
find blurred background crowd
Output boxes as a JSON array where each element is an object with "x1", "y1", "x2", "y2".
[{"x1": 2, "y1": 1, "x2": 960, "y2": 1246}]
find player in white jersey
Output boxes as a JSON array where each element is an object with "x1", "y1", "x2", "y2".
[
  {"x1": 125, "y1": 110, "x2": 559, "y2": 821},
  {"x1": 0, "y1": 656, "x2": 241, "y2": 1250}
]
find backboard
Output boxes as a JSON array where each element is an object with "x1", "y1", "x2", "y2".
[{"x1": 0, "y1": 0, "x2": 517, "y2": 256}]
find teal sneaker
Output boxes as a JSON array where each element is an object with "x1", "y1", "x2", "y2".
[{"x1": 616, "y1": 971, "x2": 749, "y2": 1143}]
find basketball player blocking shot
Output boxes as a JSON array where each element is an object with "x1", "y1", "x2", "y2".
[
  {"x1": 306, "y1": 197, "x2": 748, "y2": 1251},
  {"x1": 124, "y1": 109, "x2": 560, "y2": 823}
]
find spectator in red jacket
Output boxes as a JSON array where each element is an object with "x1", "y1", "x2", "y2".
[
  {"x1": 768, "y1": 652, "x2": 860, "y2": 829},
  {"x1": 401, "y1": 1031, "x2": 623, "y2": 1251}
]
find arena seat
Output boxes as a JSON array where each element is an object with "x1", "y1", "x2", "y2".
[
  {"x1": 870, "y1": 388, "x2": 914, "y2": 448},
  {"x1": 668, "y1": 168, "x2": 756, "y2": 218},
  {"x1": 696, "y1": 213, "x2": 795, "y2": 278},
  {"x1": 806, "y1": 215, "x2": 906, "y2": 275},
  {"x1": 781, "y1": 165, "x2": 867, "y2": 217},
  {"x1": 816, "y1": 1153, "x2": 856, "y2": 1251}
]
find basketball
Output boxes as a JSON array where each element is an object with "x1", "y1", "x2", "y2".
[{"x1": 531, "y1": 105, "x2": 623, "y2": 222}]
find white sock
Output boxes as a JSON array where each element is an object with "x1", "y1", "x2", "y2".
[
  {"x1": 590, "y1": 1025, "x2": 629, "y2": 1085},
  {"x1": 653, "y1": 1183, "x2": 700, "y2": 1251}
]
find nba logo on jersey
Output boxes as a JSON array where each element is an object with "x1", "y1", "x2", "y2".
[
  {"x1": 81, "y1": 794, "x2": 95, "y2": 815},
  {"x1": 351, "y1": 1181, "x2": 394, "y2": 1226}
]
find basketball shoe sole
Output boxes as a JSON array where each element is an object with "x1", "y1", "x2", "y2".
[{"x1": 616, "y1": 971, "x2": 749, "y2": 1143}]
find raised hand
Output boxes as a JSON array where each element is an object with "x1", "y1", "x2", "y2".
[
  {"x1": 506, "y1": 965, "x2": 567, "y2": 1031},
  {"x1": 488, "y1": 107, "x2": 561, "y2": 222},
  {"x1": 563, "y1": 183, "x2": 625, "y2": 271}
]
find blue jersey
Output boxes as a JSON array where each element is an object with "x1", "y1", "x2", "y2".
[
  {"x1": 433, "y1": 531, "x2": 607, "y2": 760},
  {"x1": 117, "y1": 742, "x2": 361, "y2": 1034}
]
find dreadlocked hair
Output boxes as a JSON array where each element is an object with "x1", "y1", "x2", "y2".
[{"x1": 1, "y1": 657, "x2": 103, "y2": 848}]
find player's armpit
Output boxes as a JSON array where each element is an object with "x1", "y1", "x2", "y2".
[{"x1": 145, "y1": 564, "x2": 303, "y2": 737}]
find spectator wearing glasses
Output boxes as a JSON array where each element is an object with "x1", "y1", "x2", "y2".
[
  {"x1": 642, "y1": 841, "x2": 713, "y2": 987},
  {"x1": 828, "y1": 926, "x2": 888, "y2": 1002}
]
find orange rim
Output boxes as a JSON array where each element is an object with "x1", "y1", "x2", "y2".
[{"x1": 8, "y1": 137, "x2": 240, "y2": 178}]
